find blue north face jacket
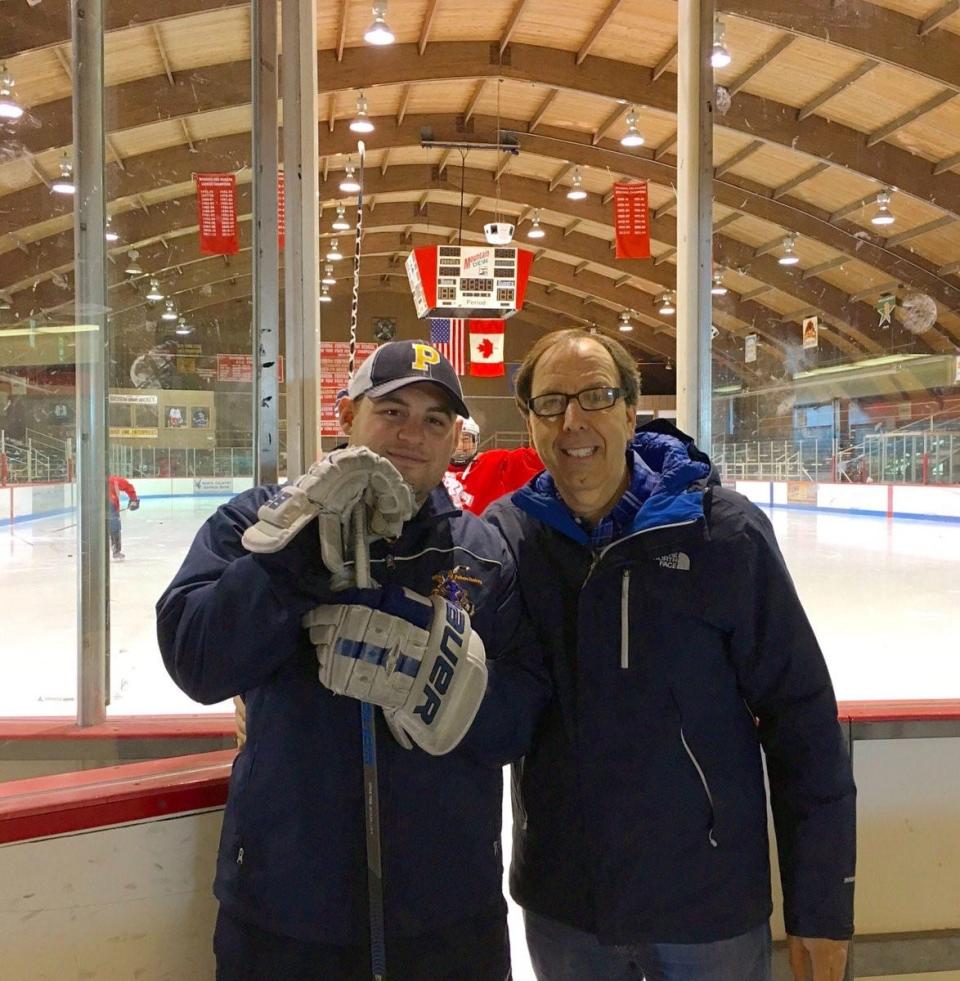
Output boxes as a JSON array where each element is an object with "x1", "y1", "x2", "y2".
[
  {"x1": 485, "y1": 421, "x2": 856, "y2": 945},
  {"x1": 157, "y1": 485, "x2": 549, "y2": 946}
]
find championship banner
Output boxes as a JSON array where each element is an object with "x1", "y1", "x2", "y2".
[
  {"x1": 802, "y1": 315, "x2": 819, "y2": 350},
  {"x1": 469, "y1": 320, "x2": 505, "y2": 377},
  {"x1": 613, "y1": 182, "x2": 651, "y2": 259},
  {"x1": 217, "y1": 353, "x2": 286, "y2": 384},
  {"x1": 278, "y1": 169, "x2": 286, "y2": 250},
  {"x1": 745, "y1": 333, "x2": 758, "y2": 364},
  {"x1": 195, "y1": 173, "x2": 239, "y2": 255},
  {"x1": 320, "y1": 341, "x2": 377, "y2": 436}
]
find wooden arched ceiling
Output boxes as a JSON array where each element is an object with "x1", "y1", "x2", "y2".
[{"x1": 3, "y1": 0, "x2": 960, "y2": 373}]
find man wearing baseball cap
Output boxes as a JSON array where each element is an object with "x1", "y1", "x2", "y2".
[{"x1": 158, "y1": 340, "x2": 549, "y2": 980}]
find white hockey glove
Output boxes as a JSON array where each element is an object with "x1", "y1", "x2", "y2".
[
  {"x1": 242, "y1": 447, "x2": 416, "y2": 579},
  {"x1": 302, "y1": 585, "x2": 488, "y2": 755}
]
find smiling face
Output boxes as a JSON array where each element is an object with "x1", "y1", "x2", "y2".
[
  {"x1": 338, "y1": 382, "x2": 462, "y2": 497},
  {"x1": 525, "y1": 336, "x2": 636, "y2": 524}
]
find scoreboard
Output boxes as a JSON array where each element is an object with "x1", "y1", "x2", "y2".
[{"x1": 405, "y1": 245, "x2": 534, "y2": 319}]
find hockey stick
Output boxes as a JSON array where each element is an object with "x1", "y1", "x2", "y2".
[{"x1": 349, "y1": 141, "x2": 387, "y2": 981}]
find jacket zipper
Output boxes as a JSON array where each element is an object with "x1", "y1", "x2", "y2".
[
  {"x1": 679, "y1": 726, "x2": 718, "y2": 848},
  {"x1": 620, "y1": 569, "x2": 630, "y2": 669}
]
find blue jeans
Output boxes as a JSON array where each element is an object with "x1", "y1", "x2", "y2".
[{"x1": 524, "y1": 910, "x2": 771, "y2": 981}]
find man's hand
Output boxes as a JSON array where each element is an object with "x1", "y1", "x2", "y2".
[
  {"x1": 128, "y1": 499, "x2": 140, "y2": 511},
  {"x1": 303, "y1": 585, "x2": 488, "y2": 755},
  {"x1": 787, "y1": 935, "x2": 848, "y2": 981},
  {"x1": 242, "y1": 448, "x2": 415, "y2": 578}
]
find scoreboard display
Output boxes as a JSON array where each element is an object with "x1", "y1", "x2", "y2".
[{"x1": 405, "y1": 245, "x2": 534, "y2": 319}]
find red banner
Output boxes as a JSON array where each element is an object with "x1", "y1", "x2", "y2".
[
  {"x1": 469, "y1": 320, "x2": 505, "y2": 377},
  {"x1": 278, "y1": 169, "x2": 285, "y2": 250},
  {"x1": 320, "y1": 341, "x2": 378, "y2": 436},
  {"x1": 216, "y1": 354, "x2": 285, "y2": 384},
  {"x1": 613, "y1": 181, "x2": 651, "y2": 259},
  {"x1": 195, "y1": 173, "x2": 239, "y2": 255}
]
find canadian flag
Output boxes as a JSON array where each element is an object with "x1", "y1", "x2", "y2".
[{"x1": 469, "y1": 320, "x2": 505, "y2": 377}]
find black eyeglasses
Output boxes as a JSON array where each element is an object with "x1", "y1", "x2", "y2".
[{"x1": 527, "y1": 386, "x2": 622, "y2": 418}]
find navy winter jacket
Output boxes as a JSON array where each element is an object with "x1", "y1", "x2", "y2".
[
  {"x1": 485, "y1": 422, "x2": 856, "y2": 945},
  {"x1": 157, "y1": 485, "x2": 549, "y2": 945}
]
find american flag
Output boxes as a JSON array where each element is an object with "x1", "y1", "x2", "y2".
[{"x1": 429, "y1": 318, "x2": 466, "y2": 375}]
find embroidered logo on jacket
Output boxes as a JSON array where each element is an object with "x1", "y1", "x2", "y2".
[
  {"x1": 431, "y1": 565, "x2": 481, "y2": 615},
  {"x1": 656, "y1": 551, "x2": 691, "y2": 571}
]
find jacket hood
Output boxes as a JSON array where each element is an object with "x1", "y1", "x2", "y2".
[{"x1": 511, "y1": 420, "x2": 713, "y2": 543}]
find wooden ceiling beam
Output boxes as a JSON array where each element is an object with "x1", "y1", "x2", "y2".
[
  {"x1": 850, "y1": 281, "x2": 899, "y2": 302},
  {"x1": 494, "y1": 152, "x2": 512, "y2": 181},
  {"x1": 866, "y1": 90, "x2": 956, "y2": 147},
  {"x1": 380, "y1": 148, "x2": 391, "y2": 175},
  {"x1": 712, "y1": 212, "x2": 742, "y2": 233},
  {"x1": 801, "y1": 256, "x2": 846, "y2": 280},
  {"x1": 576, "y1": 0, "x2": 625, "y2": 65},
  {"x1": 724, "y1": 35, "x2": 795, "y2": 98},
  {"x1": 328, "y1": 92, "x2": 336, "y2": 132},
  {"x1": 336, "y1": 0, "x2": 349, "y2": 62},
  {"x1": 772, "y1": 162, "x2": 830, "y2": 199},
  {"x1": 932, "y1": 150, "x2": 960, "y2": 176},
  {"x1": 654, "y1": 134, "x2": 677, "y2": 161},
  {"x1": 463, "y1": 80, "x2": 485, "y2": 123},
  {"x1": 180, "y1": 119, "x2": 195, "y2": 153},
  {"x1": 918, "y1": 0, "x2": 960, "y2": 36},
  {"x1": 528, "y1": 88, "x2": 559, "y2": 133},
  {"x1": 592, "y1": 103, "x2": 626, "y2": 146},
  {"x1": 714, "y1": 140, "x2": 763, "y2": 179},
  {"x1": 152, "y1": 25, "x2": 175, "y2": 85},
  {"x1": 796, "y1": 61, "x2": 877, "y2": 122},
  {"x1": 500, "y1": 0, "x2": 531, "y2": 56},
  {"x1": 419, "y1": 0, "x2": 440, "y2": 56},
  {"x1": 548, "y1": 162, "x2": 575, "y2": 192},
  {"x1": 564, "y1": 219, "x2": 582, "y2": 238},
  {"x1": 654, "y1": 248, "x2": 677, "y2": 266},
  {"x1": 397, "y1": 84, "x2": 413, "y2": 125},
  {"x1": 53, "y1": 45, "x2": 73, "y2": 81},
  {"x1": 23, "y1": 152, "x2": 51, "y2": 189},
  {"x1": 884, "y1": 215, "x2": 956, "y2": 247},
  {"x1": 652, "y1": 43, "x2": 678, "y2": 82}
]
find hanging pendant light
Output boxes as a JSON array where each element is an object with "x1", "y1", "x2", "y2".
[
  {"x1": 711, "y1": 17, "x2": 732, "y2": 69},
  {"x1": 364, "y1": 1, "x2": 395, "y2": 46},
  {"x1": 778, "y1": 233, "x2": 800, "y2": 266},
  {"x1": 0, "y1": 64, "x2": 24, "y2": 121},
  {"x1": 871, "y1": 189, "x2": 895, "y2": 227},
  {"x1": 711, "y1": 269, "x2": 728, "y2": 295},
  {"x1": 51, "y1": 154, "x2": 75, "y2": 195},
  {"x1": 104, "y1": 216, "x2": 119, "y2": 243},
  {"x1": 175, "y1": 316, "x2": 192, "y2": 336},
  {"x1": 340, "y1": 161, "x2": 361, "y2": 194},
  {"x1": 326, "y1": 239, "x2": 343, "y2": 261},
  {"x1": 620, "y1": 107, "x2": 645, "y2": 148},
  {"x1": 349, "y1": 93, "x2": 374, "y2": 134},
  {"x1": 618, "y1": 310, "x2": 634, "y2": 332},
  {"x1": 658, "y1": 292, "x2": 676, "y2": 315},
  {"x1": 319, "y1": 286, "x2": 333, "y2": 303},
  {"x1": 321, "y1": 264, "x2": 337, "y2": 286},
  {"x1": 332, "y1": 204, "x2": 351, "y2": 231},
  {"x1": 146, "y1": 278, "x2": 164, "y2": 302},
  {"x1": 566, "y1": 166, "x2": 587, "y2": 200},
  {"x1": 527, "y1": 209, "x2": 545, "y2": 239},
  {"x1": 124, "y1": 250, "x2": 143, "y2": 276},
  {"x1": 161, "y1": 299, "x2": 179, "y2": 321}
]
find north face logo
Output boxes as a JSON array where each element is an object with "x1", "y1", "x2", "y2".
[{"x1": 656, "y1": 552, "x2": 690, "y2": 571}]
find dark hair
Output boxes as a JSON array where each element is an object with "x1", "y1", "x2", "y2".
[{"x1": 515, "y1": 328, "x2": 642, "y2": 414}]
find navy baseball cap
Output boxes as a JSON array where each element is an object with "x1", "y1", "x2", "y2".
[{"x1": 348, "y1": 340, "x2": 469, "y2": 417}]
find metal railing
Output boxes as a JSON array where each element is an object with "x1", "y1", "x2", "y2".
[
  {"x1": 863, "y1": 432, "x2": 959, "y2": 485},
  {"x1": 0, "y1": 431, "x2": 70, "y2": 484},
  {"x1": 108, "y1": 445, "x2": 254, "y2": 479}
]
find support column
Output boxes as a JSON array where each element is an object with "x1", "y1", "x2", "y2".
[
  {"x1": 281, "y1": 0, "x2": 320, "y2": 476},
  {"x1": 253, "y1": 0, "x2": 280, "y2": 485},
  {"x1": 676, "y1": 0, "x2": 714, "y2": 448},
  {"x1": 72, "y1": 0, "x2": 108, "y2": 725}
]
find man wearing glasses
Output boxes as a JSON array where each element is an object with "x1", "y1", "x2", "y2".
[{"x1": 485, "y1": 328, "x2": 856, "y2": 981}]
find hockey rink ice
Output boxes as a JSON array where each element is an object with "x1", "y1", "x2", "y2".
[{"x1": 3, "y1": 496, "x2": 960, "y2": 979}]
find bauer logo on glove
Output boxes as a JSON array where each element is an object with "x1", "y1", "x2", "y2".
[{"x1": 303, "y1": 584, "x2": 488, "y2": 756}]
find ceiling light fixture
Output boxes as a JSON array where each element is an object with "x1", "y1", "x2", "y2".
[
  {"x1": 124, "y1": 250, "x2": 143, "y2": 276},
  {"x1": 332, "y1": 204, "x2": 351, "y2": 231},
  {"x1": 566, "y1": 166, "x2": 587, "y2": 200},
  {"x1": 175, "y1": 316, "x2": 192, "y2": 336},
  {"x1": 0, "y1": 293, "x2": 12, "y2": 310},
  {"x1": 51, "y1": 154, "x2": 75, "y2": 195},
  {"x1": 711, "y1": 269, "x2": 728, "y2": 295},
  {"x1": 364, "y1": 1, "x2": 395, "y2": 46},
  {"x1": 161, "y1": 299, "x2": 178, "y2": 321},
  {"x1": 326, "y1": 239, "x2": 344, "y2": 261},
  {"x1": 104, "y1": 217, "x2": 119, "y2": 243},
  {"x1": 146, "y1": 278, "x2": 164, "y2": 302},
  {"x1": 665, "y1": 357, "x2": 674, "y2": 371},
  {"x1": 340, "y1": 161, "x2": 361, "y2": 194},
  {"x1": 527, "y1": 210, "x2": 545, "y2": 239},
  {"x1": 778, "y1": 232, "x2": 800, "y2": 266},
  {"x1": 711, "y1": 17, "x2": 732, "y2": 69},
  {"x1": 871, "y1": 189, "x2": 895, "y2": 227},
  {"x1": 319, "y1": 286, "x2": 333, "y2": 303},
  {"x1": 658, "y1": 292, "x2": 676, "y2": 315},
  {"x1": 618, "y1": 310, "x2": 634, "y2": 332},
  {"x1": 620, "y1": 107, "x2": 645, "y2": 148},
  {"x1": 349, "y1": 93, "x2": 374, "y2": 134},
  {"x1": 0, "y1": 64, "x2": 24, "y2": 121},
  {"x1": 321, "y1": 264, "x2": 337, "y2": 286}
]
